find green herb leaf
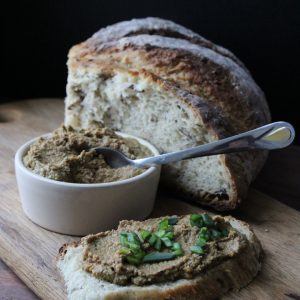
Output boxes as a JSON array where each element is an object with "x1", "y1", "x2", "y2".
[
  {"x1": 199, "y1": 227, "x2": 210, "y2": 240},
  {"x1": 172, "y1": 242, "x2": 181, "y2": 250},
  {"x1": 190, "y1": 214, "x2": 204, "y2": 228},
  {"x1": 128, "y1": 242, "x2": 141, "y2": 252},
  {"x1": 120, "y1": 234, "x2": 129, "y2": 247},
  {"x1": 196, "y1": 237, "x2": 207, "y2": 247},
  {"x1": 125, "y1": 255, "x2": 142, "y2": 265},
  {"x1": 190, "y1": 245, "x2": 204, "y2": 255},
  {"x1": 134, "y1": 250, "x2": 146, "y2": 260},
  {"x1": 168, "y1": 217, "x2": 178, "y2": 225},
  {"x1": 172, "y1": 242, "x2": 183, "y2": 256},
  {"x1": 148, "y1": 234, "x2": 157, "y2": 246},
  {"x1": 210, "y1": 229, "x2": 222, "y2": 240},
  {"x1": 156, "y1": 229, "x2": 166, "y2": 238},
  {"x1": 202, "y1": 213, "x2": 214, "y2": 226},
  {"x1": 161, "y1": 237, "x2": 173, "y2": 248},
  {"x1": 222, "y1": 228, "x2": 229, "y2": 237},
  {"x1": 154, "y1": 237, "x2": 162, "y2": 250},
  {"x1": 173, "y1": 249, "x2": 184, "y2": 256},
  {"x1": 119, "y1": 247, "x2": 131, "y2": 256},
  {"x1": 119, "y1": 231, "x2": 147, "y2": 265},
  {"x1": 199, "y1": 227, "x2": 208, "y2": 234},
  {"x1": 159, "y1": 219, "x2": 169, "y2": 230},
  {"x1": 127, "y1": 232, "x2": 141, "y2": 244},
  {"x1": 140, "y1": 229, "x2": 151, "y2": 241},
  {"x1": 174, "y1": 249, "x2": 183, "y2": 256},
  {"x1": 164, "y1": 231, "x2": 175, "y2": 239},
  {"x1": 191, "y1": 214, "x2": 201, "y2": 221},
  {"x1": 143, "y1": 252, "x2": 176, "y2": 263}
]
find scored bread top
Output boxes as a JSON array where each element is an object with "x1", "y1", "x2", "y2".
[
  {"x1": 88, "y1": 17, "x2": 246, "y2": 69},
  {"x1": 70, "y1": 33, "x2": 270, "y2": 133}
]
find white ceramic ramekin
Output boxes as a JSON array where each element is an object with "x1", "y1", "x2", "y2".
[{"x1": 15, "y1": 133, "x2": 161, "y2": 236}]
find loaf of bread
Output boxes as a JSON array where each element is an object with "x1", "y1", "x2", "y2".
[
  {"x1": 57, "y1": 214, "x2": 262, "y2": 300},
  {"x1": 64, "y1": 17, "x2": 271, "y2": 210}
]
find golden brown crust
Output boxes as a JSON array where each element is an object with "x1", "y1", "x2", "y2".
[
  {"x1": 135, "y1": 70, "x2": 255, "y2": 210},
  {"x1": 129, "y1": 69, "x2": 242, "y2": 209},
  {"x1": 87, "y1": 17, "x2": 247, "y2": 70},
  {"x1": 69, "y1": 35, "x2": 271, "y2": 133},
  {"x1": 57, "y1": 240, "x2": 81, "y2": 260}
]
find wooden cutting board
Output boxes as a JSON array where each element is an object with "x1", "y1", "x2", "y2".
[{"x1": 0, "y1": 99, "x2": 299, "y2": 300}]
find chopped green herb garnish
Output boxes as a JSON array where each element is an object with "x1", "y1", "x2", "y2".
[
  {"x1": 222, "y1": 228, "x2": 229, "y2": 237},
  {"x1": 134, "y1": 250, "x2": 146, "y2": 260},
  {"x1": 173, "y1": 249, "x2": 183, "y2": 256},
  {"x1": 172, "y1": 242, "x2": 183, "y2": 256},
  {"x1": 119, "y1": 214, "x2": 229, "y2": 263},
  {"x1": 154, "y1": 237, "x2": 162, "y2": 250},
  {"x1": 199, "y1": 227, "x2": 210, "y2": 240},
  {"x1": 190, "y1": 214, "x2": 204, "y2": 228},
  {"x1": 128, "y1": 242, "x2": 141, "y2": 252},
  {"x1": 196, "y1": 237, "x2": 207, "y2": 247},
  {"x1": 191, "y1": 214, "x2": 201, "y2": 222},
  {"x1": 119, "y1": 231, "x2": 146, "y2": 265},
  {"x1": 190, "y1": 245, "x2": 204, "y2": 255},
  {"x1": 161, "y1": 237, "x2": 173, "y2": 248},
  {"x1": 156, "y1": 229, "x2": 166, "y2": 238},
  {"x1": 210, "y1": 229, "x2": 222, "y2": 240},
  {"x1": 140, "y1": 229, "x2": 151, "y2": 241},
  {"x1": 168, "y1": 217, "x2": 178, "y2": 225},
  {"x1": 127, "y1": 232, "x2": 141, "y2": 244},
  {"x1": 164, "y1": 231, "x2": 174, "y2": 239},
  {"x1": 119, "y1": 247, "x2": 131, "y2": 255},
  {"x1": 202, "y1": 213, "x2": 214, "y2": 226},
  {"x1": 190, "y1": 213, "x2": 214, "y2": 228},
  {"x1": 120, "y1": 234, "x2": 128, "y2": 247},
  {"x1": 148, "y1": 234, "x2": 157, "y2": 246},
  {"x1": 159, "y1": 219, "x2": 169, "y2": 230},
  {"x1": 125, "y1": 255, "x2": 142, "y2": 265},
  {"x1": 172, "y1": 242, "x2": 181, "y2": 250},
  {"x1": 190, "y1": 213, "x2": 230, "y2": 256},
  {"x1": 199, "y1": 227, "x2": 208, "y2": 234},
  {"x1": 143, "y1": 252, "x2": 176, "y2": 263}
]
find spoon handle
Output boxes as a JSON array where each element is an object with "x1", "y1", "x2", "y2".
[{"x1": 134, "y1": 121, "x2": 295, "y2": 167}]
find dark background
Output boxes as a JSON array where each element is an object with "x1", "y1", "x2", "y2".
[{"x1": 1, "y1": 0, "x2": 299, "y2": 142}]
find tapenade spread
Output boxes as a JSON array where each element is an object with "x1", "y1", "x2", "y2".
[
  {"x1": 82, "y1": 214, "x2": 246, "y2": 286},
  {"x1": 23, "y1": 123, "x2": 151, "y2": 183}
]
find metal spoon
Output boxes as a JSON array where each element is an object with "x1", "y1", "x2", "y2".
[{"x1": 92, "y1": 121, "x2": 295, "y2": 168}]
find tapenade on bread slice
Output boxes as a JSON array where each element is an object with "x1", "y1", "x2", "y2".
[
  {"x1": 23, "y1": 123, "x2": 151, "y2": 183},
  {"x1": 57, "y1": 214, "x2": 262, "y2": 300}
]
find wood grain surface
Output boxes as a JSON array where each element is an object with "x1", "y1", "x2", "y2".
[{"x1": 0, "y1": 99, "x2": 299, "y2": 300}]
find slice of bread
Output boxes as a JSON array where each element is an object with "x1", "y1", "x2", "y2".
[
  {"x1": 64, "y1": 18, "x2": 271, "y2": 210},
  {"x1": 57, "y1": 215, "x2": 262, "y2": 300},
  {"x1": 66, "y1": 67, "x2": 246, "y2": 210}
]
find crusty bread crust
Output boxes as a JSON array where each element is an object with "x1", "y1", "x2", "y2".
[
  {"x1": 57, "y1": 216, "x2": 262, "y2": 300},
  {"x1": 69, "y1": 33, "x2": 271, "y2": 132},
  {"x1": 129, "y1": 70, "x2": 246, "y2": 209},
  {"x1": 88, "y1": 17, "x2": 247, "y2": 70}
]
